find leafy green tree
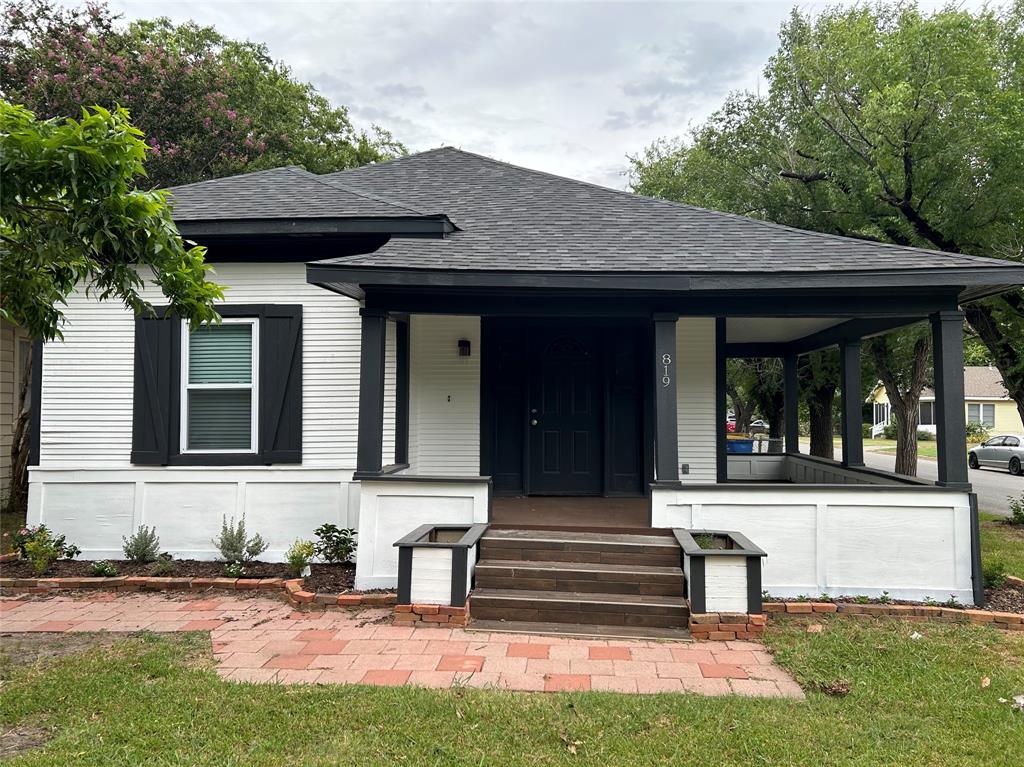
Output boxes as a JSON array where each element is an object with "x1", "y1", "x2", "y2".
[
  {"x1": 631, "y1": 2, "x2": 1024, "y2": 475},
  {"x1": 799, "y1": 349, "x2": 839, "y2": 460},
  {"x1": 1, "y1": 0, "x2": 404, "y2": 189}
]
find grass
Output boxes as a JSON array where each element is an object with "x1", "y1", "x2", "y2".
[
  {"x1": 1, "y1": 619, "x2": 1022, "y2": 766},
  {"x1": 981, "y1": 512, "x2": 1024, "y2": 579},
  {"x1": 0, "y1": 505, "x2": 24, "y2": 554}
]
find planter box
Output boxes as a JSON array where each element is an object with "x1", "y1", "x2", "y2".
[
  {"x1": 394, "y1": 524, "x2": 488, "y2": 607},
  {"x1": 673, "y1": 529, "x2": 767, "y2": 614}
]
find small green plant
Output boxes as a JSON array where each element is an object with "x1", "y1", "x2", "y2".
[
  {"x1": 853, "y1": 595, "x2": 871, "y2": 604},
  {"x1": 90, "y1": 560, "x2": 119, "y2": 577},
  {"x1": 24, "y1": 537, "x2": 60, "y2": 576},
  {"x1": 795, "y1": 594, "x2": 811, "y2": 602},
  {"x1": 965, "y1": 421, "x2": 990, "y2": 444},
  {"x1": 943, "y1": 596, "x2": 963, "y2": 609},
  {"x1": 817, "y1": 593, "x2": 834, "y2": 602},
  {"x1": 13, "y1": 524, "x2": 80, "y2": 561},
  {"x1": 122, "y1": 525, "x2": 160, "y2": 563},
  {"x1": 212, "y1": 515, "x2": 268, "y2": 565},
  {"x1": 313, "y1": 523, "x2": 357, "y2": 564},
  {"x1": 1007, "y1": 493, "x2": 1024, "y2": 526},
  {"x1": 223, "y1": 562, "x2": 246, "y2": 578},
  {"x1": 983, "y1": 558, "x2": 1008, "y2": 590},
  {"x1": 286, "y1": 539, "x2": 316, "y2": 577},
  {"x1": 878, "y1": 591, "x2": 892, "y2": 604},
  {"x1": 149, "y1": 555, "x2": 175, "y2": 576}
]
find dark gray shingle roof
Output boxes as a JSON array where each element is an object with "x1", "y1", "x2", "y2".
[
  {"x1": 167, "y1": 166, "x2": 427, "y2": 221},
  {"x1": 317, "y1": 147, "x2": 1015, "y2": 273}
]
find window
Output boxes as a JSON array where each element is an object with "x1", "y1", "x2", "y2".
[
  {"x1": 967, "y1": 403, "x2": 995, "y2": 428},
  {"x1": 983, "y1": 437, "x2": 1005, "y2": 447},
  {"x1": 918, "y1": 401, "x2": 934, "y2": 426},
  {"x1": 180, "y1": 319, "x2": 258, "y2": 453},
  {"x1": 1005, "y1": 437, "x2": 1020, "y2": 447}
]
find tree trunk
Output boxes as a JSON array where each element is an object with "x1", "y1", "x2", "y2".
[
  {"x1": 6, "y1": 345, "x2": 31, "y2": 521},
  {"x1": 808, "y1": 385, "x2": 836, "y2": 459},
  {"x1": 890, "y1": 400, "x2": 920, "y2": 477},
  {"x1": 868, "y1": 335, "x2": 930, "y2": 478},
  {"x1": 728, "y1": 388, "x2": 753, "y2": 434}
]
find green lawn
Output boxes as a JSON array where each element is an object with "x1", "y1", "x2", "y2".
[
  {"x1": 1, "y1": 618, "x2": 1022, "y2": 765},
  {"x1": 981, "y1": 512, "x2": 1024, "y2": 579}
]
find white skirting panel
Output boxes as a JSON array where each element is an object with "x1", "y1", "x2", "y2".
[
  {"x1": 27, "y1": 468, "x2": 359, "y2": 561},
  {"x1": 355, "y1": 478, "x2": 490, "y2": 590},
  {"x1": 651, "y1": 485, "x2": 975, "y2": 604}
]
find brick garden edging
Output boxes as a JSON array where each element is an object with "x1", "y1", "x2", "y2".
[
  {"x1": 0, "y1": 575, "x2": 396, "y2": 610},
  {"x1": 393, "y1": 603, "x2": 469, "y2": 626},
  {"x1": 688, "y1": 612, "x2": 766, "y2": 641},
  {"x1": 764, "y1": 601, "x2": 1024, "y2": 631}
]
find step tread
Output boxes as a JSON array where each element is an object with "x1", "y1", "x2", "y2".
[
  {"x1": 483, "y1": 529, "x2": 676, "y2": 548},
  {"x1": 471, "y1": 588, "x2": 688, "y2": 608},
  {"x1": 466, "y1": 619, "x2": 692, "y2": 642},
  {"x1": 476, "y1": 559, "x2": 683, "y2": 577}
]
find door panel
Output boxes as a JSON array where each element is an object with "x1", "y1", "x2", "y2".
[{"x1": 528, "y1": 331, "x2": 603, "y2": 494}]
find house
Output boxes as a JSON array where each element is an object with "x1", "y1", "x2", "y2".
[
  {"x1": 870, "y1": 367, "x2": 1024, "y2": 437},
  {"x1": 25, "y1": 148, "x2": 1024, "y2": 621}
]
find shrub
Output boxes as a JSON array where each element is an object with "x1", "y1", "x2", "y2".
[
  {"x1": 861, "y1": 423, "x2": 873, "y2": 439},
  {"x1": 212, "y1": 516, "x2": 268, "y2": 565},
  {"x1": 149, "y1": 555, "x2": 175, "y2": 576},
  {"x1": 90, "y1": 560, "x2": 119, "y2": 577},
  {"x1": 916, "y1": 429, "x2": 934, "y2": 441},
  {"x1": 1007, "y1": 493, "x2": 1024, "y2": 526},
  {"x1": 983, "y1": 558, "x2": 1008, "y2": 590},
  {"x1": 882, "y1": 422, "x2": 898, "y2": 440},
  {"x1": 24, "y1": 537, "x2": 60, "y2": 576},
  {"x1": 314, "y1": 523, "x2": 357, "y2": 564},
  {"x1": 122, "y1": 525, "x2": 160, "y2": 563},
  {"x1": 965, "y1": 421, "x2": 990, "y2": 444},
  {"x1": 286, "y1": 539, "x2": 316, "y2": 576},
  {"x1": 12, "y1": 524, "x2": 79, "y2": 561},
  {"x1": 223, "y1": 562, "x2": 245, "y2": 578}
]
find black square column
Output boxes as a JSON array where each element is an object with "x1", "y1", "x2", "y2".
[
  {"x1": 356, "y1": 308, "x2": 387, "y2": 475},
  {"x1": 653, "y1": 314, "x2": 679, "y2": 482},
  {"x1": 840, "y1": 339, "x2": 864, "y2": 468},
  {"x1": 931, "y1": 310, "x2": 970, "y2": 487}
]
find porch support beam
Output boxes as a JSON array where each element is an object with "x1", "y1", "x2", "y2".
[
  {"x1": 839, "y1": 339, "x2": 864, "y2": 468},
  {"x1": 356, "y1": 308, "x2": 387, "y2": 475},
  {"x1": 715, "y1": 318, "x2": 728, "y2": 483},
  {"x1": 784, "y1": 353, "x2": 800, "y2": 454},
  {"x1": 653, "y1": 313, "x2": 679, "y2": 482},
  {"x1": 931, "y1": 310, "x2": 970, "y2": 487}
]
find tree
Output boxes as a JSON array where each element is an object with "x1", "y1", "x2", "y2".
[
  {"x1": 631, "y1": 2, "x2": 1024, "y2": 474},
  {"x1": 726, "y1": 359, "x2": 755, "y2": 433},
  {"x1": 867, "y1": 327, "x2": 932, "y2": 476},
  {"x1": 1, "y1": 0, "x2": 404, "y2": 189},
  {"x1": 799, "y1": 349, "x2": 839, "y2": 460}
]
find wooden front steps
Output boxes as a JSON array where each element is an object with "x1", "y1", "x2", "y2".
[{"x1": 471, "y1": 529, "x2": 688, "y2": 632}]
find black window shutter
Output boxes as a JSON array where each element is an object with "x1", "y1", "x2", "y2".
[
  {"x1": 259, "y1": 305, "x2": 303, "y2": 464},
  {"x1": 131, "y1": 313, "x2": 179, "y2": 464}
]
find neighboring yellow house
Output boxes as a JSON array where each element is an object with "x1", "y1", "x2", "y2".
[{"x1": 868, "y1": 366, "x2": 1024, "y2": 437}]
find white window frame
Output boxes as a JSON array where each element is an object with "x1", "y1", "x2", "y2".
[
  {"x1": 180, "y1": 317, "x2": 259, "y2": 454},
  {"x1": 918, "y1": 401, "x2": 935, "y2": 426},
  {"x1": 967, "y1": 402, "x2": 995, "y2": 428}
]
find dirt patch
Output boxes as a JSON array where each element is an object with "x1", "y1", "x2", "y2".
[
  {"x1": 0, "y1": 725, "x2": 52, "y2": 759},
  {"x1": 1, "y1": 558, "x2": 356, "y2": 589},
  {"x1": 0, "y1": 632, "x2": 130, "y2": 671}
]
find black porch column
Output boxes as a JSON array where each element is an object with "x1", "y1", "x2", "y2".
[
  {"x1": 840, "y1": 339, "x2": 864, "y2": 468},
  {"x1": 784, "y1": 353, "x2": 800, "y2": 454},
  {"x1": 653, "y1": 314, "x2": 679, "y2": 482},
  {"x1": 931, "y1": 310, "x2": 970, "y2": 487},
  {"x1": 356, "y1": 308, "x2": 387, "y2": 474}
]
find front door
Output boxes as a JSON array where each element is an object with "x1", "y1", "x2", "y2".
[{"x1": 527, "y1": 329, "x2": 603, "y2": 494}]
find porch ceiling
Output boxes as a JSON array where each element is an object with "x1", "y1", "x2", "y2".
[{"x1": 726, "y1": 317, "x2": 844, "y2": 344}]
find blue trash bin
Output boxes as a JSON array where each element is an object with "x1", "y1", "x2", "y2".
[{"x1": 726, "y1": 439, "x2": 754, "y2": 454}]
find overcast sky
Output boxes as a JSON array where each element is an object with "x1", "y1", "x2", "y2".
[{"x1": 98, "y1": 1, "x2": 975, "y2": 189}]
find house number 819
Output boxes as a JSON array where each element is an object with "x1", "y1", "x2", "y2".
[{"x1": 661, "y1": 353, "x2": 672, "y2": 387}]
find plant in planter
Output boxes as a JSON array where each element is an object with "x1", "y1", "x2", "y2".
[
  {"x1": 122, "y1": 525, "x2": 160, "y2": 563},
  {"x1": 286, "y1": 539, "x2": 315, "y2": 577},
  {"x1": 313, "y1": 523, "x2": 357, "y2": 564},
  {"x1": 90, "y1": 560, "x2": 119, "y2": 577},
  {"x1": 213, "y1": 515, "x2": 268, "y2": 576}
]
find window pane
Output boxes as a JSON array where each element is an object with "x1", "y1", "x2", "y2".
[
  {"x1": 919, "y1": 402, "x2": 934, "y2": 425},
  {"x1": 967, "y1": 404, "x2": 980, "y2": 423},
  {"x1": 187, "y1": 389, "x2": 252, "y2": 450},
  {"x1": 983, "y1": 404, "x2": 995, "y2": 428},
  {"x1": 189, "y1": 324, "x2": 252, "y2": 384}
]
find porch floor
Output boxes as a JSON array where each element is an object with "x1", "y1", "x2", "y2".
[{"x1": 490, "y1": 497, "x2": 649, "y2": 528}]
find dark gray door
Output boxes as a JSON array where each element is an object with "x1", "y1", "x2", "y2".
[{"x1": 527, "y1": 331, "x2": 603, "y2": 495}]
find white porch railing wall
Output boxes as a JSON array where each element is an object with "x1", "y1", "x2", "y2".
[
  {"x1": 354, "y1": 477, "x2": 490, "y2": 590},
  {"x1": 651, "y1": 479, "x2": 975, "y2": 604}
]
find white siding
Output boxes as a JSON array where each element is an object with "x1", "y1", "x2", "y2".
[
  {"x1": 677, "y1": 317, "x2": 717, "y2": 483},
  {"x1": 38, "y1": 262, "x2": 381, "y2": 469},
  {"x1": 704, "y1": 556, "x2": 750, "y2": 613},
  {"x1": 410, "y1": 548, "x2": 454, "y2": 604},
  {"x1": 408, "y1": 314, "x2": 480, "y2": 475},
  {"x1": 382, "y1": 319, "x2": 397, "y2": 466}
]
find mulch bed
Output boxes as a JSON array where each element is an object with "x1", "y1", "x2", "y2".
[
  {"x1": 0, "y1": 558, "x2": 356, "y2": 593},
  {"x1": 769, "y1": 584, "x2": 1024, "y2": 615}
]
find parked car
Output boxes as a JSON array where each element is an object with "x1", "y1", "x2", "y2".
[
  {"x1": 968, "y1": 434, "x2": 1023, "y2": 475},
  {"x1": 726, "y1": 420, "x2": 737, "y2": 433},
  {"x1": 749, "y1": 419, "x2": 769, "y2": 435}
]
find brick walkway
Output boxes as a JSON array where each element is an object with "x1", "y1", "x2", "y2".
[{"x1": 0, "y1": 594, "x2": 803, "y2": 698}]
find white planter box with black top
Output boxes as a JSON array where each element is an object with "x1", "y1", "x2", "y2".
[
  {"x1": 674, "y1": 529, "x2": 767, "y2": 614},
  {"x1": 394, "y1": 524, "x2": 489, "y2": 607}
]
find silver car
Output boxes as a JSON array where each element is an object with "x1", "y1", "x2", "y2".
[{"x1": 968, "y1": 434, "x2": 1024, "y2": 476}]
